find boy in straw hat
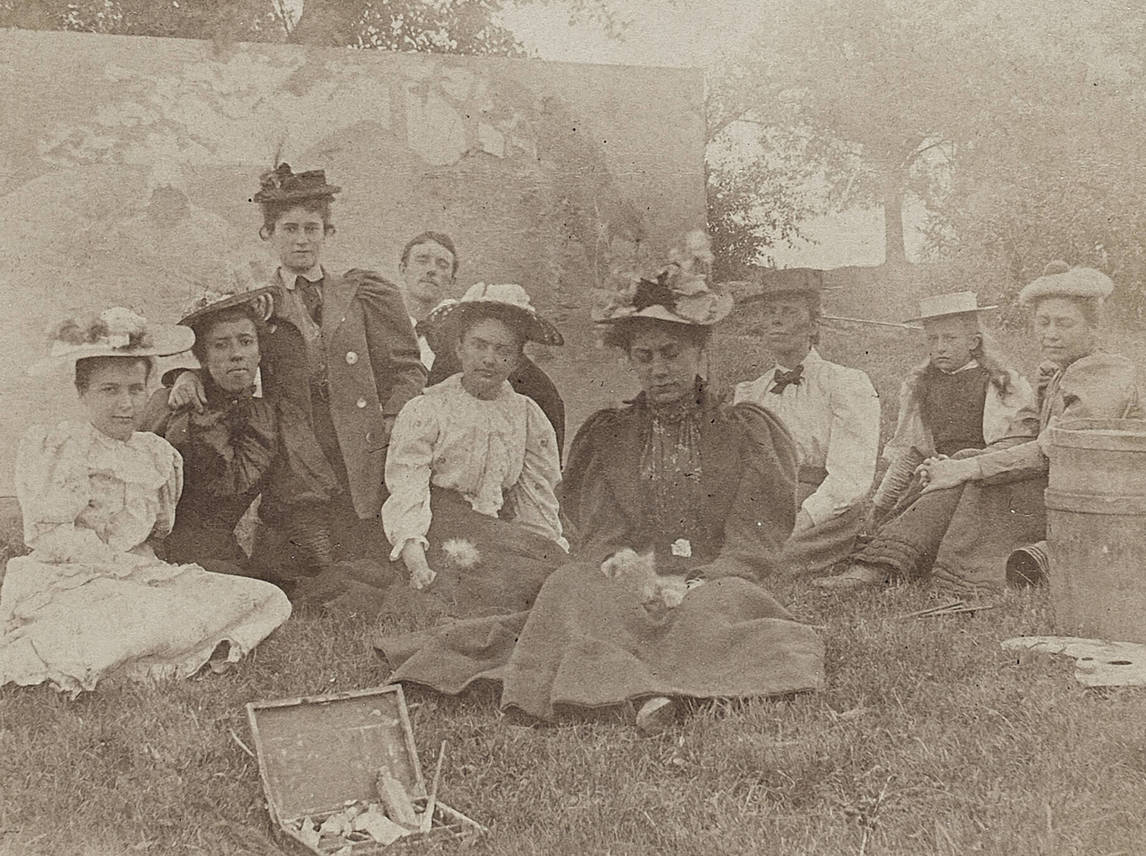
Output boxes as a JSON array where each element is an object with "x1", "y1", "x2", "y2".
[
  {"x1": 822, "y1": 266, "x2": 1144, "y2": 594},
  {"x1": 733, "y1": 270, "x2": 881, "y2": 576},
  {"x1": 168, "y1": 165, "x2": 426, "y2": 560},
  {"x1": 817, "y1": 292, "x2": 1038, "y2": 593}
]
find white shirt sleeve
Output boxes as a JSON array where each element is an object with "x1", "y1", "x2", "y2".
[
  {"x1": 505, "y1": 399, "x2": 568, "y2": 551},
  {"x1": 801, "y1": 368, "x2": 881, "y2": 525},
  {"x1": 381, "y1": 396, "x2": 438, "y2": 560}
]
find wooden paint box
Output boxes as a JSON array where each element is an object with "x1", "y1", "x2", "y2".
[{"x1": 246, "y1": 686, "x2": 486, "y2": 853}]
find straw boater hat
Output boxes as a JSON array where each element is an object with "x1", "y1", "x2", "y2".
[
  {"x1": 424, "y1": 283, "x2": 564, "y2": 346},
  {"x1": 905, "y1": 291, "x2": 998, "y2": 326},
  {"x1": 178, "y1": 286, "x2": 276, "y2": 328},
  {"x1": 251, "y1": 163, "x2": 341, "y2": 204},
  {"x1": 1017, "y1": 261, "x2": 1114, "y2": 307},
  {"x1": 29, "y1": 307, "x2": 194, "y2": 377},
  {"x1": 593, "y1": 232, "x2": 733, "y2": 328}
]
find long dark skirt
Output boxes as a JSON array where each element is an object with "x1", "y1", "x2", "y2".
[
  {"x1": 855, "y1": 473, "x2": 1047, "y2": 595},
  {"x1": 376, "y1": 560, "x2": 825, "y2": 722},
  {"x1": 381, "y1": 488, "x2": 568, "y2": 622}
]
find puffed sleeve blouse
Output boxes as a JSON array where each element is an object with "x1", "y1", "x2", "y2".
[
  {"x1": 382, "y1": 374, "x2": 566, "y2": 559},
  {"x1": 16, "y1": 421, "x2": 183, "y2": 563}
]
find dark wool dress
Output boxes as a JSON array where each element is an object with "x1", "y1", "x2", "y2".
[
  {"x1": 141, "y1": 378, "x2": 339, "y2": 585},
  {"x1": 375, "y1": 383, "x2": 826, "y2": 721}
]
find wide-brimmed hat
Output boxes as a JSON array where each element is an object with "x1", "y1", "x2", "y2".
[
  {"x1": 593, "y1": 231, "x2": 733, "y2": 328},
  {"x1": 251, "y1": 163, "x2": 341, "y2": 204},
  {"x1": 1018, "y1": 261, "x2": 1114, "y2": 307},
  {"x1": 29, "y1": 307, "x2": 194, "y2": 377},
  {"x1": 178, "y1": 286, "x2": 276, "y2": 328},
  {"x1": 424, "y1": 283, "x2": 564, "y2": 346},
  {"x1": 905, "y1": 291, "x2": 998, "y2": 326}
]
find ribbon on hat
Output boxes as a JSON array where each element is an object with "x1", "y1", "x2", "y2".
[{"x1": 631, "y1": 274, "x2": 677, "y2": 313}]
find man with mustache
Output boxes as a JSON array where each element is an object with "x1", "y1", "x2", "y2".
[{"x1": 397, "y1": 231, "x2": 458, "y2": 369}]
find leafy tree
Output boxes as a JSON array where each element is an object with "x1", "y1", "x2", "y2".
[{"x1": 707, "y1": 0, "x2": 1146, "y2": 277}]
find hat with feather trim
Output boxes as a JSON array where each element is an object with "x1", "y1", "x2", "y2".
[
  {"x1": 592, "y1": 230, "x2": 733, "y2": 328},
  {"x1": 178, "y1": 286, "x2": 276, "y2": 328},
  {"x1": 251, "y1": 163, "x2": 341, "y2": 204},
  {"x1": 29, "y1": 307, "x2": 194, "y2": 376}
]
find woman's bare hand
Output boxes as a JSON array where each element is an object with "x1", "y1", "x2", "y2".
[
  {"x1": 401, "y1": 541, "x2": 437, "y2": 590},
  {"x1": 169, "y1": 371, "x2": 207, "y2": 413}
]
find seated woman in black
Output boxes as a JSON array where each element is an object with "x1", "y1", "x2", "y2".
[{"x1": 141, "y1": 288, "x2": 338, "y2": 588}]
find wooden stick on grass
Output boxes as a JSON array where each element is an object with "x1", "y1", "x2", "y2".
[{"x1": 420, "y1": 741, "x2": 447, "y2": 834}]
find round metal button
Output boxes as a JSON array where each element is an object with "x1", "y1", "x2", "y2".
[
  {"x1": 356, "y1": 397, "x2": 367, "y2": 408},
  {"x1": 345, "y1": 351, "x2": 358, "y2": 365}
]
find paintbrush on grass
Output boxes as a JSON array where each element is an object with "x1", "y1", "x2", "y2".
[{"x1": 420, "y1": 740, "x2": 447, "y2": 834}]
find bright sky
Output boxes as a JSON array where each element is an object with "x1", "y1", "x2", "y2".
[{"x1": 500, "y1": 0, "x2": 905, "y2": 269}]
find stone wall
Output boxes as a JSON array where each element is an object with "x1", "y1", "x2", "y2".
[{"x1": 0, "y1": 29, "x2": 706, "y2": 496}]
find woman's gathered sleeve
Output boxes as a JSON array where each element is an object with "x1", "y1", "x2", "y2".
[
  {"x1": 353, "y1": 270, "x2": 428, "y2": 425},
  {"x1": 802, "y1": 368, "x2": 880, "y2": 525},
  {"x1": 151, "y1": 437, "x2": 184, "y2": 540},
  {"x1": 506, "y1": 399, "x2": 568, "y2": 550},
  {"x1": 983, "y1": 370, "x2": 1039, "y2": 446},
  {"x1": 881, "y1": 375, "x2": 930, "y2": 461},
  {"x1": 702, "y1": 403, "x2": 799, "y2": 581},
  {"x1": 381, "y1": 396, "x2": 439, "y2": 560},
  {"x1": 557, "y1": 409, "x2": 633, "y2": 564}
]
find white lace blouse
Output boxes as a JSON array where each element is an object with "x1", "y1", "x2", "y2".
[{"x1": 382, "y1": 374, "x2": 566, "y2": 558}]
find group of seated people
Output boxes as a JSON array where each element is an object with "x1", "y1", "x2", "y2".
[{"x1": 0, "y1": 164, "x2": 1142, "y2": 735}]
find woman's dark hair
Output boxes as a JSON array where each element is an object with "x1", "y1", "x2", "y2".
[
  {"x1": 190, "y1": 305, "x2": 264, "y2": 364},
  {"x1": 454, "y1": 306, "x2": 527, "y2": 354},
  {"x1": 258, "y1": 197, "x2": 335, "y2": 240},
  {"x1": 601, "y1": 317, "x2": 712, "y2": 353},
  {"x1": 400, "y1": 231, "x2": 459, "y2": 277},
  {"x1": 74, "y1": 356, "x2": 153, "y2": 393}
]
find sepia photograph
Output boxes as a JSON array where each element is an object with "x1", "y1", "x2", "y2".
[{"x1": 0, "y1": 1, "x2": 1144, "y2": 853}]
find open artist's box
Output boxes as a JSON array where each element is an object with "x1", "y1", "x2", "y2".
[{"x1": 246, "y1": 686, "x2": 486, "y2": 854}]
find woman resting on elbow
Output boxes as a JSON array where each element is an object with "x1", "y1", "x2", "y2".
[
  {"x1": 376, "y1": 236, "x2": 825, "y2": 733},
  {"x1": 0, "y1": 309, "x2": 291, "y2": 695},
  {"x1": 382, "y1": 283, "x2": 568, "y2": 618}
]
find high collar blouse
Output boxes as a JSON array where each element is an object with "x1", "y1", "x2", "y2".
[{"x1": 382, "y1": 373, "x2": 566, "y2": 558}]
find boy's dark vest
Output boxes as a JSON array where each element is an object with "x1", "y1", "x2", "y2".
[{"x1": 920, "y1": 365, "x2": 991, "y2": 456}]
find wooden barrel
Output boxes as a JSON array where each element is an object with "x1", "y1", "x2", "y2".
[{"x1": 1045, "y1": 418, "x2": 1146, "y2": 643}]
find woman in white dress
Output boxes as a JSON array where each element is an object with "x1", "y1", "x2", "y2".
[
  {"x1": 382, "y1": 284, "x2": 568, "y2": 618},
  {"x1": 0, "y1": 308, "x2": 291, "y2": 695}
]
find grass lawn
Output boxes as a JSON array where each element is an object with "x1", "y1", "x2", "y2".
[{"x1": 3, "y1": 306, "x2": 1145, "y2": 855}]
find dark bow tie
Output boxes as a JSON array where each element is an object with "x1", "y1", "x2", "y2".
[{"x1": 770, "y1": 364, "x2": 804, "y2": 394}]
